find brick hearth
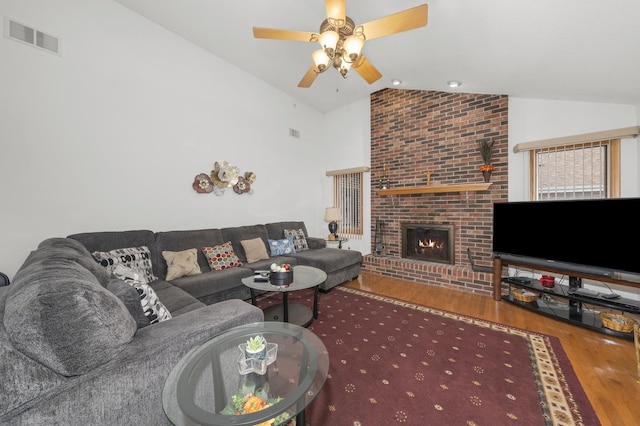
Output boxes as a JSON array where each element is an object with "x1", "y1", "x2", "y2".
[{"x1": 364, "y1": 89, "x2": 508, "y2": 296}]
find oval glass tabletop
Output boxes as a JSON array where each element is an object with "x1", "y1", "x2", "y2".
[{"x1": 163, "y1": 321, "x2": 329, "y2": 426}]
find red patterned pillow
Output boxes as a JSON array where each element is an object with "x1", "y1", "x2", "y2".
[{"x1": 201, "y1": 242, "x2": 242, "y2": 271}]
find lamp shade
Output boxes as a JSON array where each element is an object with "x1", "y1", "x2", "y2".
[{"x1": 324, "y1": 207, "x2": 342, "y2": 222}]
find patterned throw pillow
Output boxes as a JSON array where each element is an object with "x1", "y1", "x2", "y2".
[
  {"x1": 201, "y1": 241, "x2": 242, "y2": 271},
  {"x1": 284, "y1": 228, "x2": 309, "y2": 252},
  {"x1": 92, "y1": 246, "x2": 157, "y2": 284},
  {"x1": 162, "y1": 248, "x2": 202, "y2": 281},
  {"x1": 112, "y1": 265, "x2": 172, "y2": 324},
  {"x1": 268, "y1": 236, "x2": 296, "y2": 256}
]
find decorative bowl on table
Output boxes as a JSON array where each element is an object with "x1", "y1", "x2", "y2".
[
  {"x1": 270, "y1": 270, "x2": 293, "y2": 286},
  {"x1": 269, "y1": 263, "x2": 293, "y2": 286}
]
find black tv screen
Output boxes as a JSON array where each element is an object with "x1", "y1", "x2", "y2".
[{"x1": 492, "y1": 198, "x2": 640, "y2": 277}]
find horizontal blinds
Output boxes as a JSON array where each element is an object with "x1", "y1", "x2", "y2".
[{"x1": 514, "y1": 126, "x2": 639, "y2": 153}]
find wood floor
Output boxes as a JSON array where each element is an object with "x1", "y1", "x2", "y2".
[{"x1": 344, "y1": 271, "x2": 639, "y2": 426}]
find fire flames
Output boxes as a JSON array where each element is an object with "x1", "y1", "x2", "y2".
[{"x1": 418, "y1": 239, "x2": 444, "y2": 249}]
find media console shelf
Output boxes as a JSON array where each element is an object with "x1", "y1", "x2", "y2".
[{"x1": 493, "y1": 256, "x2": 640, "y2": 341}]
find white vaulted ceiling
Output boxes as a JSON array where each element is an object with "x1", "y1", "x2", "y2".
[{"x1": 113, "y1": 0, "x2": 640, "y2": 112}]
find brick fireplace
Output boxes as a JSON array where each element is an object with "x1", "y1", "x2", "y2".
[{"x1": 363, "y1": 89, "x2": 508, "y2": 296}]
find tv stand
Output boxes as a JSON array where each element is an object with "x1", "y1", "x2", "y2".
[{"x1": 492, "y1": 256, "x2": 640, "y2": 341}]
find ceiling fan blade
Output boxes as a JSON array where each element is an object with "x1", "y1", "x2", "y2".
[
  {"x1": 353, "y1": 55, "x2": 382, "y2": 84},
  {"x1": 360, "y1": 4, "x2": 428, "y2": 41},
  {"x1": 298, "y1": 65, "x2": 319, "y2": 88},
  {"x1": 253, "y1": 27, "x2": 317, "y2": 42},
  {"x1": 325, "y1": 0, "x2": 346, "y2": 26}
]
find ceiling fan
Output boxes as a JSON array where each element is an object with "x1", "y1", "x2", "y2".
[{"x1": 253, "y1": 1, "x2": 428, "y2": 88}]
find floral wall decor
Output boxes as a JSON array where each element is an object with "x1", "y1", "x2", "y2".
[{"x1": 193, "y1": 160, "x2": 256, "y2": 196}]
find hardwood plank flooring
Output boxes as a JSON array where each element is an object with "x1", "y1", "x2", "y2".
[{"x1": 344, "y1": 271, "x2": 639, "y2": 426}]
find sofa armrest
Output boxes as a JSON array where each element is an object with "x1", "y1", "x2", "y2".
[
  {"x1": 3, "y1": 300, "x2": 263, "y2": 425},
  {"x1": 306, "y1": 237, "x2": 326, "y2": 249}
]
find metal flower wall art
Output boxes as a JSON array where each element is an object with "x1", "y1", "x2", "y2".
[{"x1": 193, "y1": 161, "x2": 256, "y2": 196}]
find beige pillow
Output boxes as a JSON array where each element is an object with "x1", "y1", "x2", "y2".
[
  {"x1": 240, "y1": 237, "x2": 270, "y2": 263},
  {"x1": 162, "y1": 249, "x2": 202, "y2": 281}
]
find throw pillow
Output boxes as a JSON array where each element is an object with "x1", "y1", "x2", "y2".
[
  {"x1": 284, "y1": 228, "x2": 309, "y2": 252},
  {"x1": 268, "y1": 236, "x2": 296, "y2": 256},
  {"x1": 92, "y1": 245, "x2": 157, "y2": 284},
  {"x1": 162, "y1": 248, "x2": 202, "y2": 281},
  {"x1": 201, "y1": 241, "x2": 242, "y2": 271},
  {"x1": 112, "y1": 265, "x2": 172, "y2": 324},
  {"x1": 240, "y1": 237, "x2": 270, "y2": 263}
]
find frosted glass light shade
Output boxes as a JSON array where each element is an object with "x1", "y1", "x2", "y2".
[{"x1": 312, "y1": 49, "x2": 330, "y2": 72}]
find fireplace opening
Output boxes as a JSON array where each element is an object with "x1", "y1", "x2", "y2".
[{"x1": 401, "y1": 223, "x2": 455, "y2": 265}]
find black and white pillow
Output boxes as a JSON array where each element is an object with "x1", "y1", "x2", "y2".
[
  {"x1": 92, "y1": 246, "x2": 157, "y2": 284},
  {"x1": 284, "y1": 228, "x2": 309, "y2": 252},
  {"x1": 112, "y1": 265, "x2": 171, "y2": 324}
]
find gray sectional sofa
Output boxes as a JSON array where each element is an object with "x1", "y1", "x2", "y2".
[
  {"x1": 69, "y1": 220, "x2": 362, "y2": 304},
  {"x1": 0, "y1": 220, "x2": 361, "y2": 425}
]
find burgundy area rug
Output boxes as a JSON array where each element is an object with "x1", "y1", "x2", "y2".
[{"x1": 255, "y1": 287, "x2": 599, "y2": 426}]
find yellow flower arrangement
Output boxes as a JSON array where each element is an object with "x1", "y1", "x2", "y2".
[
  {"x1": 479, "y1": 164, "x2": 495, "y2": 172},
  {"x1": 221, "y1": 383, "x2": 291, "y2": 425}
]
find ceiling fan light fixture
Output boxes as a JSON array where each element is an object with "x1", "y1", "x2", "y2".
[
  {"x1": 338, "y1": 57, "x2": 352, "y2": 78},
  {"x1": 318, "y1": 30, "x2": 339, "y2": 54},
  {"x1": 312, "y1": 49, "x2": 330, "y2": 72},
  {"x1": 343, "y1": 34, "x2": 364, "y2": 62}
]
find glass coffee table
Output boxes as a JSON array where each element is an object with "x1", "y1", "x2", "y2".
[
  {"x1": 163, "y1": 321, "x2": 329, "y2": 426},
  {"x1": 242, "y1": 265, "x2": 327, "y2": 327}
]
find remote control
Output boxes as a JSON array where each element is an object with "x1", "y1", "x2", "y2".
[{"x1": 601, "y1": 293, "x2": 621, "y2": 299}]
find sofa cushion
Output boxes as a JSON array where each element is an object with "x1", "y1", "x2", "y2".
[
  {"x1": 221, "y1": 225, "x2": 270, "y2": 263},
  {"x1": 268, "y1": 237, "x2": 296, "y2": 256},
  {"x1": 201, "y1": 242, "x2": 242, "y2": 270},
  {"x1": 106, "y1": 278, "x2": 151, "y2": 328},
  {"x1": 5, "y1": 258, "x2": 137, "y2": 377},
  {"x1": 284, "y1": 228, "x2": 309, "y2": 251},
  {"x1": 154, "y1": 228, "x2": 224, "y2": 279},
  {"x1": 92, "y1": 246, "x2": 157, "y2": 284},
  {"x1": 240, "y1": 237, "x2": 270, "y2": 263},
  {"x1": 162, "y1": 249, "x2": 202, "y2": 281},
  {"x1": 149, "y1": 280, "x2": 206, "y2": 316},
  {"x1": 112, "y1": 265, "x2": 172, "y2": 324},
  {"x1": 68, "y1": 229, "x2": 161, "y2": 278}
]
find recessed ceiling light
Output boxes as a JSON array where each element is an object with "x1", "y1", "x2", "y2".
[
  {"x1": 447, "y1": 80, "x2": 461, "y2": 88},
  {"x1": 391, "y1": 79, "x2": 402, "y2": 86}
]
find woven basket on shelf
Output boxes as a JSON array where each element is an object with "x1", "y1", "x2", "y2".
[
  {"x1": 511, "y1": 287, "x2": 538, "y2": 303},
  {"x1": 599, "y1": 312, "x2": 637, "y2": 333}
]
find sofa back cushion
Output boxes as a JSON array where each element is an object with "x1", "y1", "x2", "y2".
[
  {"x1": 265, "y1": 221, "x2": 309, "y2": 241},
  {"x1": 5, "y1": 250, "x2": 136, "y2": 376},
  {"x1": 221, "y1": 225, "x2": 270, "y2": 263},
  {"x1": 68, "y1": 230, "x2": 160, "y2": 279},
  {"x1": 154, "y1": 228, "x2": 224, "y2": 280}
]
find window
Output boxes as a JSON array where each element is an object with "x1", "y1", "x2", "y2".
[
  {"x1": 326, "y1": 167, "x2": 368, "y2": 239},
  {"x1": 531, "y1": 140, "x2": 620, "y2": 200}
]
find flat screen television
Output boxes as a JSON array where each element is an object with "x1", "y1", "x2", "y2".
[{"x1": 492, "y1": 198, "x2": 640, "y2": 279}]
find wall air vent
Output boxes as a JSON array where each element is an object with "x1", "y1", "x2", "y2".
[
  {"x1": 289, "y1": 128, "x2": 300, "y2": 139},
  {"x1": 4, "y1": 16, "x2": 61, "y2": 56}
]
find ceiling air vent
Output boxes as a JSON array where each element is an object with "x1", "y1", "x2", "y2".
[{"x1": 4, "y1": 16, "x2": 61, "y2": 56}]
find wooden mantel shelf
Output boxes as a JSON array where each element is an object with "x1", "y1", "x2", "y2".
[{"x1": 375, "y1": 183, "x2": 492, "y2": 196}]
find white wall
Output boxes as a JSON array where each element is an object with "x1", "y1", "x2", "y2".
[
  {"x1": 508, "y1": 98, "x2": 639, "y2": 200},
  {"x1": 0, "y1": 0, "x2": 326, "y2": 278},
  {"x1": 319, "y1": 98, "x2": 372, "y2": 255}
]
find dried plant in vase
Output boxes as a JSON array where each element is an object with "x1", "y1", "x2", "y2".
[{"x1": 478, "y1": 139, "x2": 495, "y2": 172}]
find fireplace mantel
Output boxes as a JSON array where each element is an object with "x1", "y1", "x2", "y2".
[{"x1": 375, "y1": 183, "x2": 492, "y2": 196}]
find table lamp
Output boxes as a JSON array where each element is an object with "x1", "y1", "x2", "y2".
[{"x1": 324, "y1": 207, "x2": 342, "y2": 238}]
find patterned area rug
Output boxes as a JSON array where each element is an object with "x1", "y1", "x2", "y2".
[{"x1": 255, "y1": 287, "x2": 599, "y2": 426}]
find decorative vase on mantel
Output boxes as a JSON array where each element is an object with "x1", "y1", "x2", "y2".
[{"x1": 480, "y1": 164, "x2": 495, "y2": 182}]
